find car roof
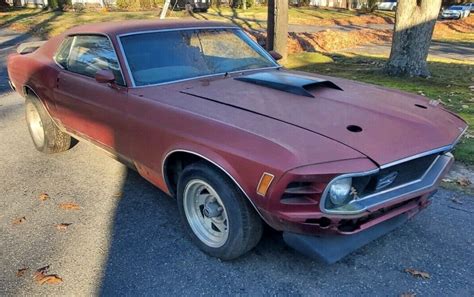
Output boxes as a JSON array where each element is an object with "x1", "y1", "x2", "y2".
[{"x1": 64, "y1": 19, "x2": 238, "y2": 37}]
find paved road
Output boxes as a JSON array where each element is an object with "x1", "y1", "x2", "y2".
[
  {"x1": 1, "y1": 30, "x2": 474, "y2": 296},
  {"x1": 339, "y1": 40, "x2": 474, "y2": 63}
]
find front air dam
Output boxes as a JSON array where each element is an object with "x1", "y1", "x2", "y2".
[{"x1": 283, "y1": 213, "x2": 409, "y2": 264}]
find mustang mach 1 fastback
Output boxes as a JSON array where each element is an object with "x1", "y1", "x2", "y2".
[{"x1": 7, "y1": 20, "x2": 467, "y2": 263}]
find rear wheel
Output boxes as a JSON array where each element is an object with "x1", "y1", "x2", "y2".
[
  {"x1": 177, "y1": 161, "x2": 263, "y2": 260},
  {"x1": 25, "y1": 95, "x2": 75, "y2": 154}
]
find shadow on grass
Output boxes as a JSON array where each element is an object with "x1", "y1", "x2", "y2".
[
  {"x1": 193, "y1": 7, "x2": 266, "y2": 31},
  {"x1": 0, "y1": 8, "x2": 47, "y2": 30},
  {"x1": 0, "y1": 10, "x2": 61, "y2": 47}
]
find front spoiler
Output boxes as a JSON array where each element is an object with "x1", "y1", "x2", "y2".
[{"x1": 283, "y1": 212, "x2": 410, "y2": 264}]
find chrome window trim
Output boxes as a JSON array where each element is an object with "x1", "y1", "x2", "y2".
[
  {"x1": 161, "y1": 149, "x2": 269, "y2": 224},
  {"x1": 116, "y1": 27, "x2": 280, "y2": 88},
  {"x1": 53, "y1": 33, "x2": 127, "y2": 87},
  {"x1": 320, "y1": 152, "x2": 453, "y2": 215}
]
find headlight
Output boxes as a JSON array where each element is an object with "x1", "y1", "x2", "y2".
[{"x1": 329, "y1": 177, "x2": 352, "y2": 206}]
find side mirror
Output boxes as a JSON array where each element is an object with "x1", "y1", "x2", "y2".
[
  {"x1": 95, "y1": 69, "x2": 115, "y2": 84},
  {"x1": 269, "y1": 50, "x2": 283, "y2": 61}
]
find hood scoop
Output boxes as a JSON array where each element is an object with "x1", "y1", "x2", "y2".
[{"x1": 234, "y1": 71, "x2": 343, "y2": 98}]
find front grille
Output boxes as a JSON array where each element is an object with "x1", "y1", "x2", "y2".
[{"x1": 353, "y1": 153, "x2": 439, "y2": 199}]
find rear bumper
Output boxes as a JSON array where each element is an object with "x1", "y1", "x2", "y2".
[{"x1": 283, "y1": 209, "x2": 414, "y2": 264}]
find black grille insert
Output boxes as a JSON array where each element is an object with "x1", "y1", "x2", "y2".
[{"x1": 354, "y1": 153, "x2": 439, "y2": 198}]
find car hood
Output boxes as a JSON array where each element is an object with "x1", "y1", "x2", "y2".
[{"x1": 179, "y1": 70, "x2": 467, "y2": 166}]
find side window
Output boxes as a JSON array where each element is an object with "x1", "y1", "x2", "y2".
[
  {"x1": 66, "y1": 35, "x2": 125, "y2": 86},
  {"x1": 55, "y1": 37, "x2": 73, "y2": 68}
]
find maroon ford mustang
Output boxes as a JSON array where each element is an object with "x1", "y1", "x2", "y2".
[{"x1": 7, "y1": 20, "x2": 467, "y2": 263}]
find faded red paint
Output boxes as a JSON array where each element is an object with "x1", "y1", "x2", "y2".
[{"x1": 7, "y1": 20, "x2": 467, "y2": 238}]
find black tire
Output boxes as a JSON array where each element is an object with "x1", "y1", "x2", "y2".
[
  {"x1": 25, "y1": 94, "x2": 75, "y2": 154},
  {"x1": 200, "y1": 8, "x2": 208, "y2": 13},
  {"x1": 177, "y1": 161, "x2": 263, "y2": 260}
]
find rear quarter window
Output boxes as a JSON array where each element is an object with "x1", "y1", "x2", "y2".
[{"x1": 54, "y1": 37, "x2": 73, "y2": 68}]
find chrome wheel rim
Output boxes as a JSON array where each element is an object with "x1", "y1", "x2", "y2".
[
  {"x1": 183, "y1": 179, "x2": 229, "y2": 248},
  {"x1": 26, "y1": 103, "x2": 45, "y2": 148}
]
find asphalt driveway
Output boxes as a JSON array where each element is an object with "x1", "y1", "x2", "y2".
[{"x1": 0, "y1": 30, "x2": 473, "y2": 296}]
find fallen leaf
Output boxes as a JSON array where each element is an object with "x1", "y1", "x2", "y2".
[
  {"x1": 442, "y1": 178, "x2": 453, "y2": 183},
  {"x1": 16, "y1": 267, "x2": 28, "y2": 277},
  {"x1": 451, "y1": 197, "x2": 463, "y2": 204},
  {"x1": 55, "y1": 223, "x2": 72, "y2": 231},
  {"x1": 38, "y1": 193, "x2": 49, "y2": 201},
  {"x1": 59, "y1": 202, "x2": 80, "y2": 210},
  {"x1": 34, "y1": 265, "x2": 62, "y2": 285},
  {"x1": 400, "y1": 293, "x2": 416, "y2": 297},
  {"x1": 37, "y1": 275, "x2": 63, "y2": 285},
  {"x1": 405, "y1": 268, "x2": 431, "y2": 279},
  {"x1": 12, "y1": 216, "x2": 26, "y2": 225},
  {"x1": 34, "y1": 265, "x2": 49, "y2": 281},
  {"x1": 456, "y1": 177, "x2": 472, "y2": 187},
  {"x1": 112, "y1": 193, "x2": 122, "y2": 197}
]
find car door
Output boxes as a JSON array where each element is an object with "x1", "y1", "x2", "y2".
[{"x1": 53, "y1": 34, "x2": 131, "y2": 157}]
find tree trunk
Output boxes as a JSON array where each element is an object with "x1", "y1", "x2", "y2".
[
  {"x1": 267, "y1": 0, "x2": 288, "y2": 60},
  {"x1": 0, "y1": 0, "x2": 10, "y2": 7},
  {"x1": 385, "y1": 0, "x2": 442, "y2": 77}
]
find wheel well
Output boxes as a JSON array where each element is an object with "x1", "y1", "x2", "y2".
[
  {"x1": 162, "y1": 151, "x2": 268, "y2": 224},
  {"x1": 23, "y1": 85, "x2": 37, "y2": 98},
  {"x1": 163, "y1": 152, "x2": 204, "y2": 197}
]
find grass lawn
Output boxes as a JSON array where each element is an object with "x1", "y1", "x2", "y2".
[{"x1": 284, "y1": 52, "x2": 474, "y2": 165}]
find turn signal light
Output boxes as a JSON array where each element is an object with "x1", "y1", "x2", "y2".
[{"x1": 257, "y1": 172, "x2": 274, "y2": 196}]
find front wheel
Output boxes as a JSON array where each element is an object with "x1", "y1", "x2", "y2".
[{"x1": 177, "y1": 162, "x2": 263, "y2": 260}]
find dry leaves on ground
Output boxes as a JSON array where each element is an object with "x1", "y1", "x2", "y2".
[
  {"x1": 405, "y1": 268, "x2": 431, "y2": 279},
  {"x1": 55, "y1": 223, "x2": 72, "y2": 231},
  {"x1": 400, "y1": 293, "x2": 416, "y2": 297},
  {"x1": 38, "y1": 193, "x2": 49, "y2": 201},
  {"x1": 456, "y1": 177, "x2": 472, "y2": 187},
  {"x1": 12, "y1": 216, "x2": 26, "y2": 225},
  {"x1": 34, "y1": 266, "x2": 63, "y2": 285},
  {"x1": 59, "y1": 202, "x2": 80, "y2": 210},
  {"x1": 16, "y1": 267, "x2": 29, "y2": 277}
]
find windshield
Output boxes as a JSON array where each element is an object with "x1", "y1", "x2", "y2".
[
  {"x1": 119, "y1": 28, "x2": 278, "y2": 86},
  {"x1": 449, "y1": 6, "x2": 463, "y2": 10}
]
